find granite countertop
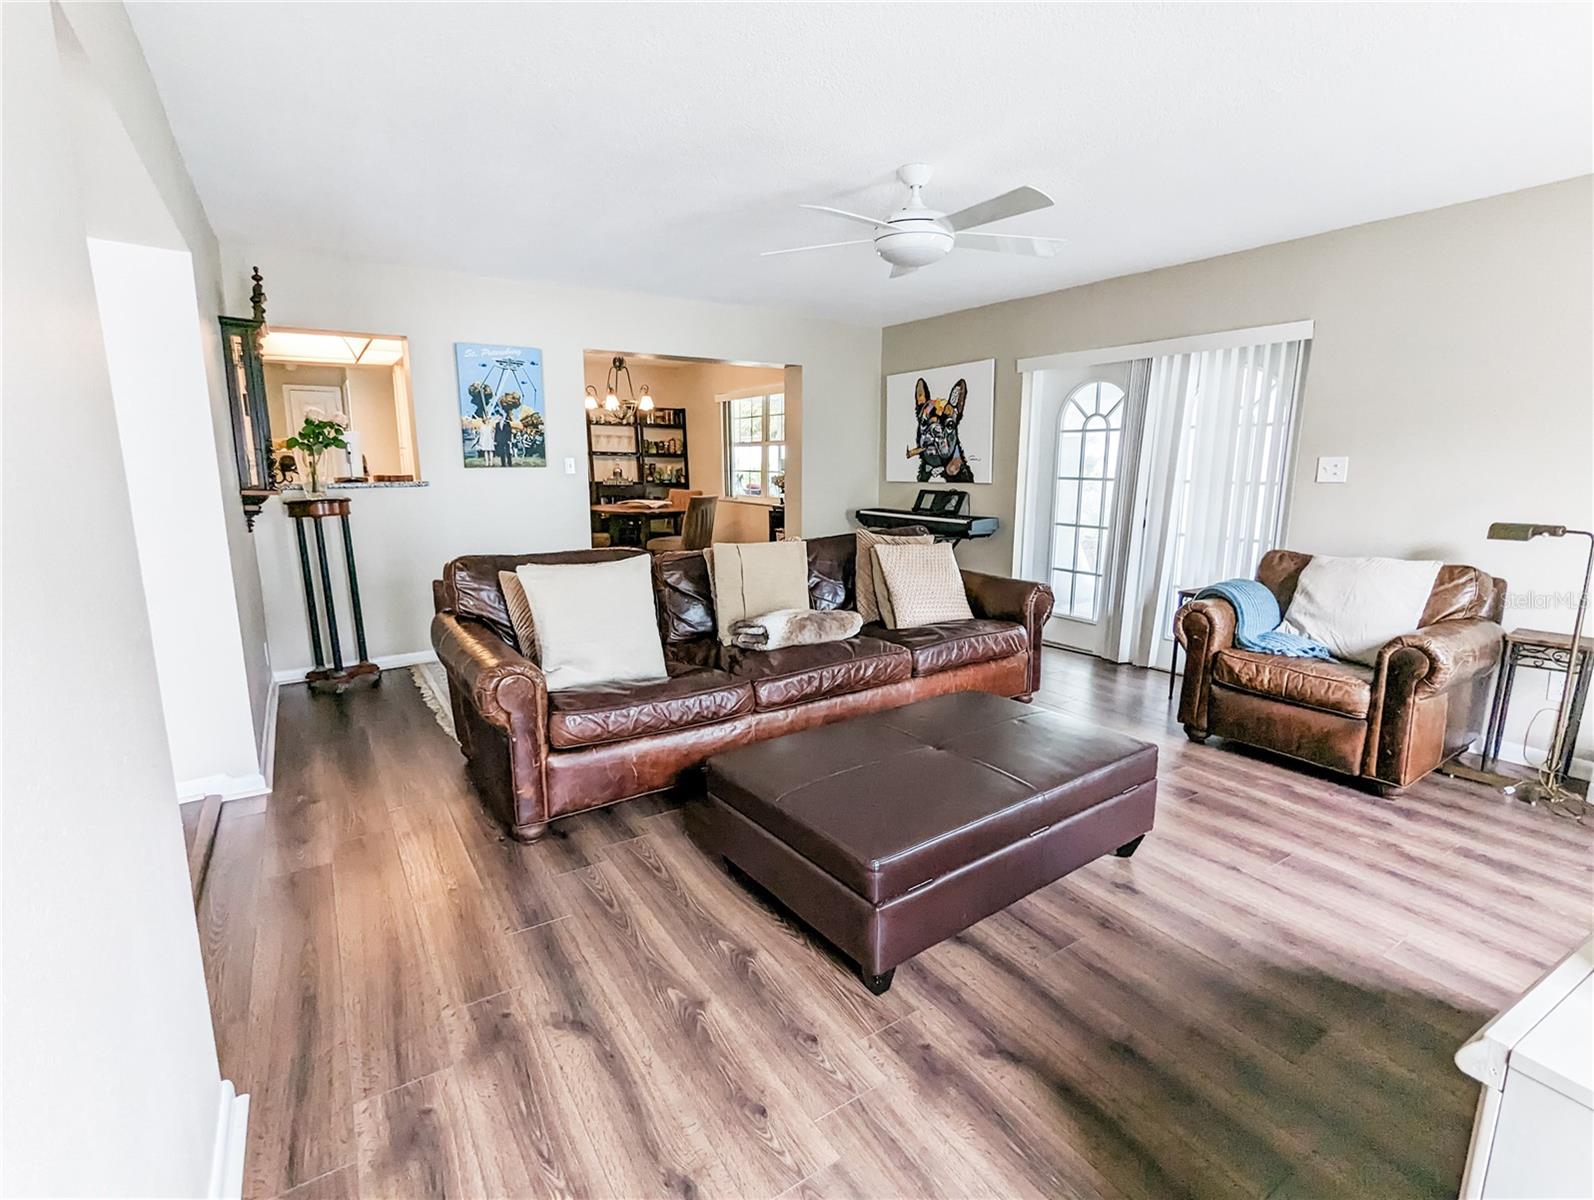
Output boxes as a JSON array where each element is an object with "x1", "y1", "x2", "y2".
[{"x1": 280, "y1": 480, "x2": 430, "y2": 492}]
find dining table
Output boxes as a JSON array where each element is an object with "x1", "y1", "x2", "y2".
[{"x1": 591, "y1": 500, "x2": 688, "y2": 546}]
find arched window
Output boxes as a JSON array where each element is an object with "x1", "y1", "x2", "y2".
[{"x1": 1052, "y1": 381, "x2": 1125, "y2": 620}]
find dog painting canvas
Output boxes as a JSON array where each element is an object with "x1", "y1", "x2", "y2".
[{"x1": 884, "y1": 359, "x2": 994, "y2": 484}]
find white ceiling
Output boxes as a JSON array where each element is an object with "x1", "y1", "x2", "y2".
[{"x1": 128, "y1": 3, "x2": 1592, "y2": 327}]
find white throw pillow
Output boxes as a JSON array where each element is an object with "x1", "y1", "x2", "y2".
[
  {"x1": 871, "y1": 542, "x2": 975, "y2": 629},
  {"x1": 513, "y1": 555, "x2": 667, "y2": 690},
  {"x1": 1279, "y1": 555, "x2": 1442, "y2": 667}
]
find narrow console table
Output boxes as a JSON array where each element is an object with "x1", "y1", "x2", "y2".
[{"x1": 286, "y1": 496, "x2": 380, "y2": 693}]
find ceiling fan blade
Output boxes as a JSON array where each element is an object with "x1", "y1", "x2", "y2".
[
  {"x1": 799, "y1": 203, "x2": 886, "y2": 229},
  {"x1": 761, "y1": 239, "x2": 873, "y2": 257},
  {"x1": 944, "y1": 185, "x2": 1054, "y2": 232},
  {"x1": 956, "y1": 231, "x2": 1066, "y2": 258},
  {"x1": 889, "y1": 263, "x2": 919, "y2": 279}
]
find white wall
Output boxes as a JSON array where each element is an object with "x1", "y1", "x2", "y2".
[
  {"x1": 88, "y1": 239, "x2": 265, "y2": 801},
  {"x1": 881, "y1": 178, "x2": 1594, "y2": 765},
  {"x1": 57, "y1": 1, "x2": 275, "y2": 758},
  {"x1": 2, "y1": 4, "x2": 225, "y2": 1194},
  {"x1": 227, "y1": 246, "x2": 880, "y2": 675}
]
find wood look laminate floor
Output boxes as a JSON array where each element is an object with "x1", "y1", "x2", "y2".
[{"x1": 202, "y1": 653, "x2": 1593, "y2": 1200}]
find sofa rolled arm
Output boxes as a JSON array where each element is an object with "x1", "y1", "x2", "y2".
[
  {"x1": 1174, "y1": 597, "x2": 1238, "y2": 732},
  {"x1": 1378, "y1": 619, "x2": 1504, "y2": 698},
  {"x1": 431, "y1": 611, "x2": 547, "y2": 732},
  {"x1": 961, "y1": 569, "x2": 1055, "y2": 696}
]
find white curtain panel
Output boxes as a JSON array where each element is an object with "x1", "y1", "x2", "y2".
[{"x1": 1136, "y1": 338, "x2": 1308, "y2": 669}]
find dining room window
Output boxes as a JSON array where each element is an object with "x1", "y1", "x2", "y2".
[{"x1": 723, "y1": 392, "x2": 785, "y2": 499}]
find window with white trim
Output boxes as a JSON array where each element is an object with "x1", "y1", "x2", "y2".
[{"x1": 723, "y1": 392, "x2": 785, "y2": 499}]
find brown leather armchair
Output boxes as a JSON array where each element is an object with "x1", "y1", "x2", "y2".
[
  {"x1": 1175, "y1": 549, "x2": 1506, "y2": 793},
  {"x1": 432, "y1": 534, "x2": 1053, "y2": 841}
]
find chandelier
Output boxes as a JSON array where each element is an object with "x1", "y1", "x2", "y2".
[{"x1": 584, "y1": 355, "x2": 653, "y2": 420}]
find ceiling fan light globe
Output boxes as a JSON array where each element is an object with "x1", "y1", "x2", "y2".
[{"x1": 874, "y1": 223, "x2": 954, "y2": 268}]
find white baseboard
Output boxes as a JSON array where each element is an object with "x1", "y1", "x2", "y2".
[
  {"x1": 207, "y1": 1080, "x2": 249, "y2": 1200},
  {"x1": 271, "y1": 649, "x2": 436, "y2": 685},
  {"x1": 1480, "y1": 737, "x2": 1593, "y2": 781},
  {"x1": 259, "y1": 679, "x2": 280, "y2": 793},
  {"x1": 176, "y1": 770, "x2": 270, "y2": 804}
]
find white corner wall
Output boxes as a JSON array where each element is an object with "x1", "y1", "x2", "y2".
[
  {"x1": 57, "y1": 0, "x2": 275, "y2": 762},
  {"x1": 226, "y1": 246, "x2": 880, "y2": 674},
  {"x1": 88, "y1": 239, "x2": 265, "y2": 800},
  {"x1": 2, "y1": 4, "x2": 226, "y2": 1194}
]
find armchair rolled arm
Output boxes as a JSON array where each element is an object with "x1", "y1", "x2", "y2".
[
  {"x1": 961, "y1": 569, "x2": 1055, "y2": 696},
  {"x1": 1174, "y1": 597, "x2": 1238, "y2": 731},
  {"x1": 1369, "y1": 618, "x2": 1504, "y2": 787},
  {"x1": 431, "y1": 612, "x2": 547, "y2": 734},
  {"x1": 1378, "y1": 619, "x2": 1504, "y2": 698}
]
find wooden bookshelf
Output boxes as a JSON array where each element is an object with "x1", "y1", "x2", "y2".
[{"x1": 587, "y1": 407, "x2": 689, "y2": 499}]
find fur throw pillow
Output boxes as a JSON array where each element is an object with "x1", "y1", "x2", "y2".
[{"x1": 729, "y1": 608, "x2": 863, "y2": 651}]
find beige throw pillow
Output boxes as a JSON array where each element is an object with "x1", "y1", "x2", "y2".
[
  {"x1": 497, "y1": 570, "x2": 539, "y2": 660},
  {"x1": 855, "y1": 529, "x2": 933, "y2": 623},
  {"x1": 1279, "y1": 554, "x2": 1443, "y2": 667},
  {"x1": 512, "y1": 554, "x2": 667, "y2": 690},
  {"x1": 706, "y1": 540, "x2": 811, "y2": 644},
  {"x1": 871, "y1": 542, "x2": 974, "y2": 629}
]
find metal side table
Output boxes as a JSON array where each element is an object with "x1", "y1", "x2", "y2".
[
  {"x1": 1481, "y1": 627, "x2": 1593, "y2": 777},
  {"x1": 1168, "y1": 586, "x2": 1201, "y2": 700}
]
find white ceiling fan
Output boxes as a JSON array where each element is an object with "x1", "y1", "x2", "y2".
[{"x1": 764, "y1": 163, "x2": 1065, "y2": 277}]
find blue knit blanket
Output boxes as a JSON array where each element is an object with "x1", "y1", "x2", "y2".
[{"x1": 1195, "y1": 579, "x2": 1333, "y2": 659}]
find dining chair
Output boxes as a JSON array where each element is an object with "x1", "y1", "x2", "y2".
[
  {"x1": 647, "y1": 495, "x2": 718, "y2": 553},
  {"x1": 653, "y1": 488, "x2": 702, "y2": 537}
]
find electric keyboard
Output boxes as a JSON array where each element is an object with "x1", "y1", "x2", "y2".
[{"x1": 855, "y1": 489, "x2": 1000, "y2": 545}]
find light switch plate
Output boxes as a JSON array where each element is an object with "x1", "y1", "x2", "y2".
[
  {"x1": 563, "y1": 456, "x2": 577, "y2": 475},
  {"x1": 1315, "y1": 455, "x2": 1349, "y2": 484}
]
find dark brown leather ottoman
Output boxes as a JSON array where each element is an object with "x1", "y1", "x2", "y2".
[{"x1": 686, "y1": 691, "x2": 1157, "y2": 994}]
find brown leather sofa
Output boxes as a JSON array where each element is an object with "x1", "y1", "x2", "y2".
[
  {"x1": 1175, "y1": 549, "x2": 1505, "y2": 793},
  {"x1": 431, "y1": 533, "x2": 1054, "y2": 841}
]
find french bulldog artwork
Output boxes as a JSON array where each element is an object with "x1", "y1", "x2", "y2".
[
  {"x1": 884, "y1": 358, "x2": 994, "y2": 484},
  {"x1": 908, "y1": 377, "x2": 975, "y2": 483}
]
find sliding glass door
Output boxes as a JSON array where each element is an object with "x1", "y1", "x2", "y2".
[
  {"x1": 1132, "y1": 337, "x2": 1309, "y2": 672},
  {"x1": 1018, "y1": 325, "x2": 1310, "y2": 673}
]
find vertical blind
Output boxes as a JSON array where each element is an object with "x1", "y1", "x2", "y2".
[{"x1": 1137, "y1": 337, "x2": 1308, "y2": 667}]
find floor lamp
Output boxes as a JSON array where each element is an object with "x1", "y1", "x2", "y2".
[{"x1": 1486, "y1": 522, "x2": 1593, "y2": 819}]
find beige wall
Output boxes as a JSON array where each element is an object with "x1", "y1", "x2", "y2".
[
  {"x1": 581, "y1": 354, "x2": 786, "y2": 505},
  {"x1": 234, "y1": 246, "x2": 879, "y2": 674},
  {"x1": 265, "y1": 362, "x2": 406, "y2": 477},
  {"x1": 881, "y1": 177, "x2": 1594, "y2": 763}
]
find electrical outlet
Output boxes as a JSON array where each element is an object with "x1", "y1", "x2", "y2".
[
  {"x1": 563, "y1": 456, "x2": 577, "y2": 475},
  {"x1": 1315, "y1": 455, "x2": 1349, "y2": 484}
]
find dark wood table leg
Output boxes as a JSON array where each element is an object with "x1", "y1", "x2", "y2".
[
  {"x1": 312, "y1": 518, "x2": 343, "y2": 672},
  {"x1": 1486, "y1": 653, "x2": 1519, "y2": 771},
  {"x1": 293, "y1": 517, "x2": 326, "y2": 671},
  {"x1": 1482, "y1": 648, "x2": 1513, "y2": 771},
  {"x1": 339, "y1": 513, "x2": 369, "y2": 666}
]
